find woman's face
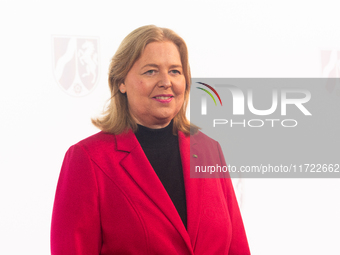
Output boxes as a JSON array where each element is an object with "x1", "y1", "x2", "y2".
[{"x1": 119, "y1": 41, "x2": 186, "y2": 129}]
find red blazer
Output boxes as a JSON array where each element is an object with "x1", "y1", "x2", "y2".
[{"x1": 51, "y1": 130, "x2": 250, "y2": 254}]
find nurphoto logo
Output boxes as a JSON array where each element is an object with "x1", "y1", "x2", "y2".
[
  {"x1": 196, "y1": 81, "x2": 312, "y2": 128},
  {"x1": 190, "y1": 78, "x2": 340, "y2": 178}
]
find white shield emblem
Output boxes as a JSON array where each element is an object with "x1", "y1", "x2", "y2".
[
  {"x1": 320, "y1": 50, "x2": 340, "y2": 96},
  {"x1": 52, "y1": 36, "x2": 99, "y2": 96}
]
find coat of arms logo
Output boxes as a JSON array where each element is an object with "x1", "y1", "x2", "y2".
[
  {"x1": 53, "y1": 36, "x2": 99, "y2": 96},
  {"x1": 320, "y1": 50, "x2": 340, "y2": 96}
]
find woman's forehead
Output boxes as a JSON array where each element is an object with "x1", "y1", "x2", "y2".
[{"x1": 136, "y1": 41, "x2": 182, "y2": 67}]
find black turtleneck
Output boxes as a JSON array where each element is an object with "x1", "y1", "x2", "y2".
[{"x1": 135, "y1": 121, "x2": 187, "y2": 229}]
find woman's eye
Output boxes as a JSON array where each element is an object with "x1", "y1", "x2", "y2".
[
  {"x1": 144, "y1": 70, "x2": 156, "y2": 75},
  {"x1": 170, "y1": 70, "x2": 181, "y2": 74}
]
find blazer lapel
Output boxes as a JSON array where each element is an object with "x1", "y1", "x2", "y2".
[
  {"x1": 116, "y1": 130, "x2": 193, "y2": 252},
  {"x1": 178, "y1": 131, "x2": 204, "y2": 251}
]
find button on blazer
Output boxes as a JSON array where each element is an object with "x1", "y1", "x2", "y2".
[{"x1": 51, "y1": 130, "x2": 250, "y2": 254}]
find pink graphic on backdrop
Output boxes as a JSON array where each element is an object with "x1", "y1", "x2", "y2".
[
  {"x1": 320, "y1": 50, "x2": 340, "y2": 96},
  {"x1": 53, "y1": 36, "x2": 99, "y2": 96}
]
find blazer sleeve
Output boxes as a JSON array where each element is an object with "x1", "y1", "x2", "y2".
[
  {"x1": 51, "y1": 144, "x2": 101, "y2": 255},
  {"x1": 217, "y1": 142, "x2": 251, "y2": 255}
]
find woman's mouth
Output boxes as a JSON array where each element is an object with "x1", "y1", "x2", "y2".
[{"x1": 152, "y1": 95, "x2": 174, "y2": 103}]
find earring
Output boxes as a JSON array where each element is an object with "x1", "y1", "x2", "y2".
[{"x1": 120, "y1": 88, "x2": 125, "y2": 93}]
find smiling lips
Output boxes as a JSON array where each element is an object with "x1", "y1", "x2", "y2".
[{"x1": 152, "y1": 94, "x2": 174, "y2": 103}]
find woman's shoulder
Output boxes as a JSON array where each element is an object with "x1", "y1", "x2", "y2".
[
  {"x1": 72, "y1": 129, "x2": 136, "y2": 154},
  {"x1": 76, "y1": 131, "x2": 115, "y2": 146},
  {"x1": 66, "y1": 131, "x2": 117, "y2": 157},
  {"x1": 189, "y1": 130, "x2": 219, "y2": 146}
]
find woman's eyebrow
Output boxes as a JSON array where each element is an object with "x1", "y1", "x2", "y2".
[
  {"x1": 141, "y1": 64, "x2": 159, "y2": 69},
  {"x1": 141, "y1": 64, "x2": 183, "y2": 69},
  {"x1": 169, "y1": 64, "x2": 183, "y2": 69}
]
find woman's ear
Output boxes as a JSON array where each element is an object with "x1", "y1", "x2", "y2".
[{"x1": 119, "y1": 83, "x2": 126, "y2": 93}]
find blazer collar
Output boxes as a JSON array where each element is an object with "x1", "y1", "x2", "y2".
[
  {"x1": 115, "y1": 129, "x2": 139, "y2": 152},
  {"x1": 115, "y1": 129, "x2": 197, "y2": 253}
]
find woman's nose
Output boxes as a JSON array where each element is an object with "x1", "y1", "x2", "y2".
[{"x1": 158, "y1": 73, "x2": 171, "y2": 88}]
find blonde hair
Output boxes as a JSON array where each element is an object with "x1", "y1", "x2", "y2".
[{"x1": 92, "y1": 25, "x2": 199, "y2": 135}]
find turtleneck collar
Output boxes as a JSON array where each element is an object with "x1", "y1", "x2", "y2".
[{"x1": 135, "y1": 120, "x2": 176, "y2": 149}]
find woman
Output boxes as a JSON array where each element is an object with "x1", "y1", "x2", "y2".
[{"x1": 51, "y1": 25, "x2": 250, "y2": 255}]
